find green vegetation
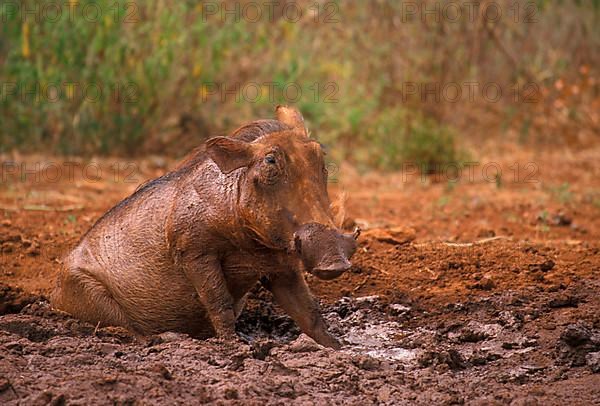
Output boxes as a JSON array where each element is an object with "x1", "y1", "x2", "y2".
[
  {"x1": 361, "y1": 107, "x2": 463, "y2": 171},
  {"x1": 0, "y1": 1, "x2": 598, "y2": 171}
]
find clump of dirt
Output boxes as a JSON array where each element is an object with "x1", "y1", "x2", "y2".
[
  {"x1": 557, "y1": 321, "x2": 600, "y2": 368},
  {"x1": 0, "y1": 284, "x2": 38, "y2": 316},
  {"x1": 0, "y1": 233, "x2": 41, "y2": 257}
]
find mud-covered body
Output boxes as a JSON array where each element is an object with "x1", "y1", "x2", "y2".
[
  {"x1": 58, "y1": 164, "x2": 247, "y2": 337},
  {"x1": 53, "y1": 108, "x2": 357, "y2": 348}
]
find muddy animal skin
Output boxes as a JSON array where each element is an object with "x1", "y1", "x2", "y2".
[{"x1": 52, "y1": 106, "x2": 357, "y2": 349}]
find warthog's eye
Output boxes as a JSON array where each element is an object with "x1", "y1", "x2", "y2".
[
  {"x1": 256, "y1": 151, "x2": 282, "y2": 185},
  {"x1": 265, "y1": 154, "x2": 277, "y2": 164}
]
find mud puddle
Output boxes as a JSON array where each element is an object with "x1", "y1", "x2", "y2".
[{"x1": 1, "y1": 283, "x2": 600, "y2": 404}]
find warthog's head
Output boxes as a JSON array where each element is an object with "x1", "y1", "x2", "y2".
[{"x1": 206, "y1": 106, "x2": 358, "y2": 279}]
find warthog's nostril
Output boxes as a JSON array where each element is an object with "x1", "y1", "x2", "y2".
[
  {"x1": 312, "y1": 256, "x2": 352, "y2": 280},
  {"x1": 314, "y1": 257, "x2": 352, "y2": 273}
]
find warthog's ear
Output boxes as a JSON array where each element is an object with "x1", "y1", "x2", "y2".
[
  {"x1": 206, "y1": 137, "x2": 255, "y2": 174},
  {"x1": 276, "y1": 105, "x2": 308, "y2": 137}
]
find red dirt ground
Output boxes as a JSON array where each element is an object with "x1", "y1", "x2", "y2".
[{"x1": 1, "y1": 146, "x2": 599, "y2": 404}]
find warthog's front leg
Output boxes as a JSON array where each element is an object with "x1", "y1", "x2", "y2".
[
  {"x1": 264, "y1": 270, "x2": 341, "y2": 349},
  {"x1": 182, "y1": 255, "x2": 237, "y2": 339}
]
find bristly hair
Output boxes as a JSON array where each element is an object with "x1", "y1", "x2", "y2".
[{"x1": 230, "y1": 119, "x2": 292, "y2": 143}]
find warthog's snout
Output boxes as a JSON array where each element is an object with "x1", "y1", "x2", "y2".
[
  {"x1": 311, "y1": 256, "x2": 352, "y2": 280},
  {"x1": 294, "y1": 223, "x2": 360, "y2": 280}
]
